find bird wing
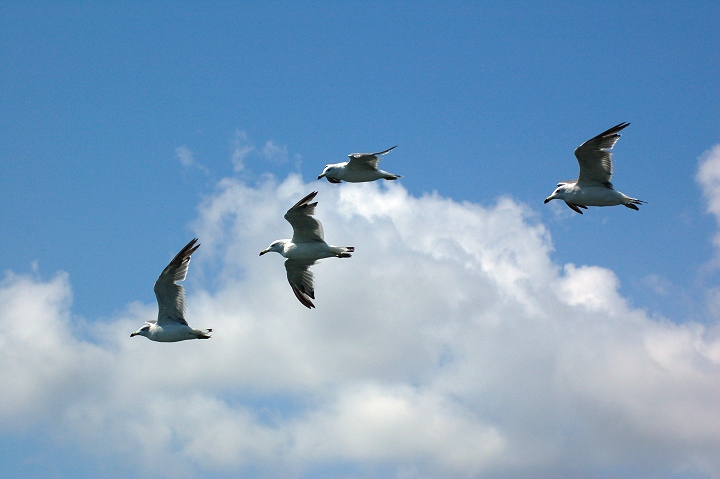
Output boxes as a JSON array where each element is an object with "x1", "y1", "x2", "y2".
[
  {"x1": 346, "y1": 145, "x2": 397, "y2": 171},
  {"x1": 574, "y1": 122, "x2": 629, "y2": 187},
  {"x1": 153, "y1": 238, "x2": 200, "y2": 326},
  {"x1": 285, "y1": 259, "x2": 316, "y2": 309},
  {"x1": 284, "y1": 191, "x2": 325, "y2": 243}
]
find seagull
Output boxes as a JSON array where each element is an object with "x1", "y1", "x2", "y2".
[
  {"x1": 317, "y1": 145, "x2": 402, "y2": 183},
  {"x1": 260, "y1": 191, "x2": 354, "y2": 308},
  {"x1": 130, "y1": 238, "x2": 212, "y2": 341},
  {"x1": 544, "y1": 122, "x2": 645, "y2": 214}
]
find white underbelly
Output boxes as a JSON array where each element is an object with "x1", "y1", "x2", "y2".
[
  {"x1": 285, "y1": 242, "x2": 333, "y2": 261},
  {"x1": 149, "y1": 324, "x2": 195, "y2": 342},
  {"x1": 338, "y1": 169, "x2": 384, "y2": 182},
  {"x1": 570, "y1": 187, "x2": 625, "y2": 206}
]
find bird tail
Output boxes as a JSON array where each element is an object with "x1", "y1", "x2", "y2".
[
  {"x1": 384, "y1": 174, "x2": 402, "y2": 180},
  {"x1": 334, "y1": 246, "x2": 354, "y2": 258},
  {"x1": 624, "y1": 198, "x2": 646, "y2": 211},
  {"x1": 195, "y1": 328, "x2": 212, "y2": 339}
]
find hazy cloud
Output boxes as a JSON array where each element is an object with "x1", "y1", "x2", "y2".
[
  {"x1": 176, "y1": 145, "x2": 195, "y2": 168},
  {"x1": 1, "y1": 174, "x2": 719, "y2": 478},
  {"x1": 176, "y1": 145, "x2": 210, "y2": 174},
  {"x1": 698, "y1": 145, "x2": 720, "y2": 247},
  {"x1": 262, "y1": 140, "x2": 289, "y2": 164},
  {"x1": 697, "y1": 145, "x2": 720, "y2": 213},
  {"x1": 231, "y1": 129, "x2": 254, "y2": 172},
  {"x1": 229, "y1": 131, "x2": 298, "y2": 173}
]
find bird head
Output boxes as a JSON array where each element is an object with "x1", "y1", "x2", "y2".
[
  {"x1": 544, "y1": 182, "x2": 570, "y2": 204},
  {"x1": 317, "y1": 165, "x2": 329, "y2": 180},
  {"x1": 259, "y1": 240, "x2": 285, "y2": 256},
  {"x1": 317, "y1": 164, "x2": 340, "y2": 182},
  {"x1": 130, "y1": 324, "x2": 151, "y2": 338}
]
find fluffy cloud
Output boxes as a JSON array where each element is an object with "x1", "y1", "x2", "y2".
[{"x1": 1, "y1": 173, "x2": 719, "y2": 478}]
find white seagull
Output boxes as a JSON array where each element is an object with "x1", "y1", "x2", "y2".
[
  {"x1": 317, "y1": 145, "x2": 402, "y2": 183},
  {"x1": 544, "y1": 122, "x2": 645, "y2": 214},
  {"x1": 131, "y1": 238, "x2": 212, "y2": 341},
  {"x1": 260, "y1": 191, "x2": 354, "y2": 309}
]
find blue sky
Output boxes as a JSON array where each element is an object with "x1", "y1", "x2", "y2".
[{"x1": 1, "y1": 2, "x2": 719, "y2": 478}]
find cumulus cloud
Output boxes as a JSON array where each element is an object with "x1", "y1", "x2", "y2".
[
  {"x1": 0, "y1": 272, "x2": 96, "y2": 429},
  {"x1": 1, "y1": 174, "x2": 719, "y2": 478}
]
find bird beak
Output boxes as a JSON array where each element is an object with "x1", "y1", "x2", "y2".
[
  {"x1": 130, "y1": 332, "x2": 138, "y2": 337},
  {"x1": 317, "y1": 174, "x2": 324, "y2": 180},
  {"x1": 259, "y1": 249, "x2": 269, "y2": 256},
  {"x1": 544, "y1": 196, "x2": 553, "y2": 204}
]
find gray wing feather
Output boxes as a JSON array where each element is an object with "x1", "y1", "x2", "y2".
[
  {"x1": 346, "y1": 145, "x2": 397, "y2": 171},
  {"x1": 154, "y1": 238, "x2": 200, "y2": 326},
  {"x1": 285, "y1": 259, "x2": 316, "y2": 309},
  {"x1": 284, "y1": 191, "x2": 325, "y2": 243},
  {"x1": 574, "y1": 122, "x2": 629, "y2": 187}
]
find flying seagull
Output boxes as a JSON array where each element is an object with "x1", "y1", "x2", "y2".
[
  {"x1": 317, "y1": 145, "x2": 402, "y2": 183},
  {"x1": 131, "y1": 238, "x2": 212, "y2": 341},
  {"x1": 260, "y1": 191, "x2": 354, "y2": 308},
  {"x1": 544, "y1": 122, "x2": 645, "y2": 214}
]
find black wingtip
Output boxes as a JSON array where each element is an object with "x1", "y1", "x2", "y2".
[
  {"x1": 291, "y1": 284, "x2": 316, "y2": 309},
  {"x1": 378, "y1": 145, "x2": 398, "y2": 155},
  {"x1": 185, "y1": 238, "x2": 200, "y2": 250},
  {"x1": 170, "y1": 238, "x2": 201, "y2": 265},
  {"x1": 290, "y1": 191, "x2": 319, "y2": 210},
  {"x1": 598, "y1": 122, "x2": 630, "y2": 138}
]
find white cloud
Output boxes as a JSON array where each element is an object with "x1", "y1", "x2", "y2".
[
  {"x1": 1, "y1": 174, "x2": 719, "y2": 478},
  {"x1": 0, "y1": 272, "x2": 106, "y2": 430},
  {"x1": 262, "y1": 140, "x2": 289, "y2": 164},
  {"x1": 229, "y1": 131, "x2": 298, "y2": 173},
  {"x1": 231, "y1": 129, "x2": 254, "y2": 172},
  {"x1": 176, "y1": 145, "x2": 210, "y2": 174},
  {"x1": 696, "y1": 144, "x2": 720, "y2": 320},
  {"x1": 176, "y1": 145, "x2": 195, "y2": 168},
  {"x1": 697, "y1": 145, "x2": 720, "y2": 227}
]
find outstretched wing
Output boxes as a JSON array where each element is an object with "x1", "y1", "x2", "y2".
[
  {"x1": 285, "y1": 259, "x2": 316, "y2": 309},
  {"x1": 284, "y1": 191, "x2": 324, "y2": 243},
  {"x1": 153, "y1": 238, "x2": 200, "y2": 326},
  {"x1": 574, "y1": 122, "x2": 629, "y2": 187},
  {"x1": 346, "y1": 145, "x2": 397, "y2": 171}
]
